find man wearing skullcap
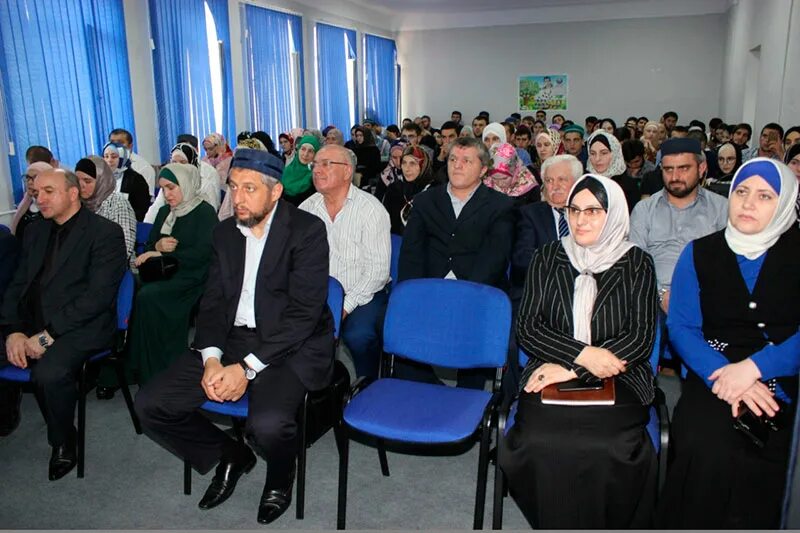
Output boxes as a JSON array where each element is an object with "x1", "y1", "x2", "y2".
[
  {"x1": 135, "y1": 149, "x2": 334, "y2": 525},
  {"x1": 561, "y1": 124, "x2": 588, "y2": 168}
]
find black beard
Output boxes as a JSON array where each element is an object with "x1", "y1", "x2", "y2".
[
  {"x1": 237, "y1": 207, "x2": 270, "y2": 228},
  {"x1": 665, "y1": 179, "x2": 699, "y2": 198}
]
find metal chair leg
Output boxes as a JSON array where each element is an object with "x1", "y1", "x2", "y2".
[
  {"x1": 377, "y1": 438, "x2": 390, "y2": 476},
  {"x1": 473, "y1": 417, "x2": 492, "y2": 529},
  {"x1": 184, "y1": 460, "x2": 192, "y2": 495},
  {"x1": 114, "y1": 357, "x2": 141, "y2": 434},
  {"x1": 492, "y1": 429, "x2": 505, "y2": 529},
  {"x1": 336, "y1": 424, "x2": 349, "y2": 530},
  {"x1": 77, "y1": 363, "x2": 87, "y2": 479}
]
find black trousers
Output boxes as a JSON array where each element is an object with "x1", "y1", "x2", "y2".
[
  {"x1": 1, "y1": 332, "x2": 94, "y2": 446},
  {"x1": 134, "y1": 328, "x2": 306, "y2": 487}
]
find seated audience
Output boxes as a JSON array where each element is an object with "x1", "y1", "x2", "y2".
[
  {"x1": 382, "y1": 145, "x2": 435, "y2": 235},
  {"x1": 202, "y1": 133, "x2": 234, "y2": 189},
  {"x1": 282, "y1": 135, "x2": 319, "y2": 206},
  {"x1": 374, "y1": 140, "x2": 407, "y2": 200},
  {"x1": 0, "y1": 168, "x2": 126, "y2": 478},
  {"x1": 658, "y1": 158, "x2": 800, "y2": 528},
  {"x1": 783, "y1": 125, "x2": 800, "y2": 152},
  {"x1": 482, "y1": 122, "x2": 507, "y2": 150},
  {"x1": 622, "y1": 139, "x2": 656, "y2": 188},
  {"x1": 501, "y1": 174, "x2": 658, "y2": 529},
  {"x1": 641, "y1": 121, "x2": 661, "y2": 163},
  {"x1": 102, "y1": 141, "x2": 151, "y2": 221},
  {"x1": 397, "y1": 137, "x2": 514, "y2": 389},
  {"x1": 300, "y1": 144, "x2": 391, "y2": 379},
  {"x1": 25, "y1": 145, "x2": 59, "y2": 168},
  {"x1": 561, "y1": 124, "x2": 587, "y2": 168},
  {"x1": 629, "y1": 138, "x2": 728, "y2": 313},
  {"x1": 10, "y1": 162, "x2": 50, "y2": 241},
  {"x1": 324, "y1": 128, "x2": 345, "y2": 146},
  {"x1": 586, "y1": 130, "x2": 640, "y2": 211},
  {"x1": 785, "y1": 142, "x2": 800, "y2": 218},
  {"x1": 485, "y1": 142, "x2": 540, "y2": 207},
  {"x1": 732, "y1": 122, "x2": 753, "y2": 149},
  {"x1": 706, "y1": 141, "x2": 743, "y2": 196},
  {"x1": 135, "y1": 149, "x2": 332, "y2": 525},
  {"x1": 278, "y1": 132, "x2": 294, "y2": 163},
  {"x1": 743, "y1": 123, "x2": 785, "y2": 162},
  {"x1": 534, "y1": 128, "x2": 562, "y2": 173},
  {"x1": 75, "y1": 156, "x2": 136, "y2": 266},
  {"x1": 432, "y1": 121, "x2": 461, "y2": 179},
  {"x1": 109, "y1": 128, "x2": 155, "y2": 197},
  {"x1": 122, "y1": 164, "x2": 217, "y2": 387}
]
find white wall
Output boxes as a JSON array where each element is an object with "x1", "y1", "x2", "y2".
[
  {"x1": 398, "y1": 14, "x2": 727, "y2": 128},
  {"x1": 720, "y1": 0, "x2": 800, "y2": 130}
]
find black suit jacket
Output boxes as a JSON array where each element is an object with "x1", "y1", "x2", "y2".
[
  {"x1": 0, "y1": 208, "x2": 127, "y2": 351},
  {"x1": 193, "y1": 200, "x2": 334, "y2": 391},
  {"x1": 512, "y1": 201, "x2": 558, "y2": 300},
  {"x1": 398, "y1": 183, "x2": 514, "y2": 291},
  {"x1": 0, "y1": 230, "x2": 19, "y2": 307}
]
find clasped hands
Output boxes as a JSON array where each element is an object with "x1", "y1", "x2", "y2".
[
  {"x1": 524, "y1": 346, "x2": 625, "y2": 393},
  {"x1": 5, "y1": 332, "x2": 48, "y2": 369},
  {"x1": 134, "y1": 237, "x2": 178, "y2": 267},
  {"x1": 708, "y1": 359, "x2": 779, "y2": 418},
  {"x1": 201, "y1": 358, "x2": 248, "y2": 403}
]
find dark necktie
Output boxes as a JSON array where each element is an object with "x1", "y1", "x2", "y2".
[{"x1": 557, "y1": 208, "x2": 569, "y2": 238}]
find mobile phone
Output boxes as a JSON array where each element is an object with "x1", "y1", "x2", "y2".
[{"x1": 557, "y1": 379, "x2": 604, "y2": 392}]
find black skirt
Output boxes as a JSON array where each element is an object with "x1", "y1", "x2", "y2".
[
  {"x1": 499, "y1": 382, "x2": 656, "y2": 528},
  {"x1": 657, "y1": 375, "x2": 795, "y2": 529}
]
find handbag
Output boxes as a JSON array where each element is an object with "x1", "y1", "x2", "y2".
[{"x1": 138, "y1": 255, "x2": 179, "y2": 283}]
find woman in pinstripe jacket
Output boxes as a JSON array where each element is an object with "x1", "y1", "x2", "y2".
[{"x1": 499, "y1": 174, "x2": 658, "y2": 529}]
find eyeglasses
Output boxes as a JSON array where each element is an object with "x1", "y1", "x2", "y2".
[
  {"x1": 566, "y1": 206, "x2": 606, "y2": 219},
  {"x1": 309, "y1": 160, "x2": 350, "y2": 171}
]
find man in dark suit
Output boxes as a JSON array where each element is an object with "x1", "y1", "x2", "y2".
[
  {"x1": 135, "y1": 150, "x2": 333, "y2": 525},
  {"x1": 0, "y1": 169, "x2": 127, "y2": 479},
  {"x1": 398, "y1": 136, "x2": 514, "y2": 388}
]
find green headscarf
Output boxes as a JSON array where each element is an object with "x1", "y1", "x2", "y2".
[{"x1": 281, "y1": 135, "x2": 320, "y2": 196}]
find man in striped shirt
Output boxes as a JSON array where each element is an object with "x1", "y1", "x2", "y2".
[{"x1": 300, "y1": 144, "x2": 391, "y2": 379}]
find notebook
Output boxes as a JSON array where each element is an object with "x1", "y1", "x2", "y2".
[{"x1": 541, "y1": 378, "x2": 616, "y2": 406}]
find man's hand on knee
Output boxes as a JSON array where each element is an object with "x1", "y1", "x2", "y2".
[{"x1": 5, "y1": 333, "x2": 28, "y2": 368}]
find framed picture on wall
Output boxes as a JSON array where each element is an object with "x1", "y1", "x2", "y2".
[{"x1": 518, "y1": 74, "x2": 568, "y2": 111}]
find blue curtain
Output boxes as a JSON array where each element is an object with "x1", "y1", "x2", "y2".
[
  {"x1": 243, "y1": 5, "x2": 305, "y2": 139},
  {"x1": 316, "y1": 23, "x2": 357, "y2": 133},
  {"x1": 364, "y1": 34, "x2": 397, "y2": 127},
  {"x1": 150, "y1": 0, "x2": 233, "y2": 162},
  {"x1": 0, "y1": 0, "x2": 135, "y2": 203}
]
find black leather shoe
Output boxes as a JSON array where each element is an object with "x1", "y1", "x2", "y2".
[
  {"x1": 257, "y1": 467, "x2": 295, "y2": 524},
  {"x1": 48, "y1": 439, "x2": 77, "y2": 481},
  {"x1": 0, "y1": 384, "x2": 22, "y2": 437},
  {"x1": 198, "y1": 448, "x2": 257, "y2": 510},
  {"x1": 95, "y1": 386, "x2": 117, "y2": 400}
]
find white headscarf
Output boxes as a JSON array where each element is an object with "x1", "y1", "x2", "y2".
[
  {"x1": 562, "y1": 174, "x2": 635, "y2": 344},
  {"x1": 158, "y1": 163, "x2": 204, "y2": 235},
  {"x1": 724, "y1": 157, "x2": 799, "y2": 259},
  {"x1": 482, "y1": 122, "x2": 507, "y2": 147},
  {"x1": 586, "y1": 130, "x2": 627, "y2": 177}
]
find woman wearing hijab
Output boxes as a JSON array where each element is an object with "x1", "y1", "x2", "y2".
[
  {"x1": 657, "y1": 158, "x2": 800, "y2": 528},
  {"x1": 382, "y1": 145, "x2": 436, "y2": 235},
  {"x1": 482, "y1": 122, "x2": 507, "y2": 150},
  {"x1": 102, "y1": 142, "x2": 151, "y2": 221},
  {"x1": 534, "y1": 128, "x2": 562, "y2": 164},
  {"x1": 784, "y1": 143, "x2": 800, "y2": 218},
  {"x1": 75, "y1": 156, "x2": 136, "y2": 265},
  {"x1": 10, "y1": 161, "x2": 51, "y2": 241},
  {"x1": 587, "y1": 130, "x2": 640, "y2": 212},
  {"x1": 281, "y1": 134, "x2": 319, "y2": 206},
  {"x1": 706, "y1": 142, "x2": 743, "y2": 196},
  {"x1": 485, "y1": 142, "x2": 541, "y2": 208},
  {"x1": 375, "y1": 140, "x2": 407, "y2": 201},
  {"x1": 202, "y1": 133, "x2": 233, "y2": 188},
  {"x1": 500, "y1": 174, "x2": 658, "y2": 529},
  {"x1": 127, "y1": 164, "x2": 218, "y2": 385},
  {"x1": 641, "y1": 121, "x2": 662, "y2": 163},
  {"x1": 279, "y1": 133, "x2": 294, "y2": 164},
  {"x1": 352, "y1": 126, "x2": 382, "y2": 188}
]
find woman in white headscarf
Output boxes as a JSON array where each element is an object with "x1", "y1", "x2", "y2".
[
  {"x1": 10, "y1": 161, "x2": 51, "y2": 241},
  {"x1": 500, "y1": 174, "x2": 658, "y2": 529},
  {"x1": 481, "y1": 122, "x2": 507, "y2": 150},
  {"x1": 587, "y1": 130, "x2": 641, "y2": 212},
  {"x1": 102, "y1": 142, "x2": 151, "y2": 221},
  {"x1": 658, "y1": 158, "x2": 800, "y2": 529}
]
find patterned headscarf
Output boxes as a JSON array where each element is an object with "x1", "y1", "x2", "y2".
[
  {"x1": 76, "y1": 155, "x2": 116, "y2": 212},
  {"x1": 203, "y1": 133, "x2": 233, "y2": 166},
  {"x1": 381, "y1": 140, "x2": 408, "y2": 186},
  {"x1": 586, "y1": 131, "x2": 627, "y2": 177},
  {"x1": 102, "y1": 142, "x2": 131, "y2": 179},
  {"x1": 535, "y1": 128, "x2": 564, "y2": 160},
  {"x1": 485, "y1": 143, "x2": 539, "y2": 197},
  {"x1": 170, "y1": 142, "x2": 200, "y2": 168}
]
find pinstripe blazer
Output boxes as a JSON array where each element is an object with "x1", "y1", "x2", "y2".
[{"x1": 517, "y1": 240, "x2": 658, "y2": 404}]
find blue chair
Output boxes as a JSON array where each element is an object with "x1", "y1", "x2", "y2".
[
  {"x1": 0, "y1": 270, "x2": 141, "y2": 478},
  {"x1": 135, "y1": 222, "x2": 153, "y2": 255},
  {"x1": 182, "y1": 276, "x2": 347, "y2": 520},
  {"x1": 0, "y1": 224, "x2": 10, "y2": 233},
  {"x1": 335, "y1": 279, "x2": 512, "y2": 529},
  {"x1": 389, "y1": 234, "x2": 402, "y2": 290},
  {"x1": 491, "y1": 322, "x2": 670, "y2": 528}
]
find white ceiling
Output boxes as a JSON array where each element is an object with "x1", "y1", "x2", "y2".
[{"x1": 352, "y1": 0, "x2": 625, "y2": 15}]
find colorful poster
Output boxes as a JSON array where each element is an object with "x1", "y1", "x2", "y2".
[{"x1": 518, "y1": 74, "x2": 568, "y2": 111}]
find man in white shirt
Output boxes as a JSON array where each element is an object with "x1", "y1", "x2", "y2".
[
  {"x1": 135, "y1": 149, "x2": 333, "y2": 525},
  {"x1": 109, "y1": 128, "x2": 155, "y2": 197},
  {"x1": 300, "y1": 144, "x2": 391, "y2": 379}
]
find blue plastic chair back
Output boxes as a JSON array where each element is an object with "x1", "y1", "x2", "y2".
[
  {"x1": 0, "y1": 224, "x2": 10, "y2": 233},
  {"x1": 390, "y1": 234, "x2": 402, "y2": 289},
  {"x1": 383, "y1": 279, "x2": 511, "y2": 369},
  {"x1": 328, "y1": 277, "x2": 344, "y2": 340},
  {"x1": 135, "y1": 222, "x2": 153, "y2": 254}
]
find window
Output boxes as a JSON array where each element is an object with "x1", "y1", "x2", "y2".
[
  {"x1": 242, "y1": 4, "x2": 305, "y2": 139},
  {"x1": 364, "y1": 34, "x2": 397, "y2": 127},
  {"x1": 0, "y1": 0, "x2": 135, "y2": 202},
  {"x1": 315, "y1": 23, "x2": 358, "y2": 134}
]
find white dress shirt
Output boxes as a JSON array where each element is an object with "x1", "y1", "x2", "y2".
[
  {"x1": 199, "y1": 204, "x2": 277, "y2": 373},
  {"x1": 300, "y1": 184, "x2": 391, "y2": 314}
]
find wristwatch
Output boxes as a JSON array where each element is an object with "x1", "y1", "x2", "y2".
[
  {"x1": 657, "y1": 287, "x2": 669, "y2": 303},
  {"x1": 38, "y1": 332, "x2": 52, "y2": 348},
  {"x1": 239, "y1": 360, "x2": 257, "y2": 381}
]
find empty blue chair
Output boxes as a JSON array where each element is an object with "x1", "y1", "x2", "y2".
[
  {"x1": 336, "y1": 278, "x2": 512, "y2": 529},
  {"x1": 389, "y1": 234, "x2": 402, "y2": 289},
  {"x1": 0, "y1": 270, "x2": 141, "y2": 478},
  {"x1": 492, "y1": 322, "x2": 669, "y2": 528},
  {"x1": 135, "y1": 222, "x2": 153, "y2": 255},
  {"x1": 182, "y1": 276, "x2": 347, "y2": 520}
]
